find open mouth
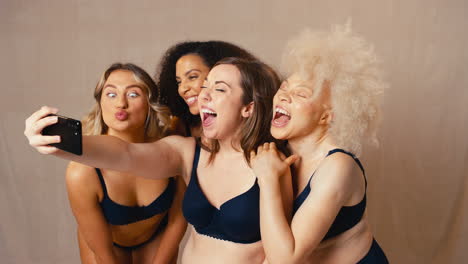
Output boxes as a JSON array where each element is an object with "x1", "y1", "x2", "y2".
[
  {"x1": 272, "y1": 107, "x2": 290, "y2": 127},
  {"x1": 201, "y1": 108, "x2": 217, "y2": 127},
  {"x1": 185, "y1": 96, "x2": 198, "y2": 106}
]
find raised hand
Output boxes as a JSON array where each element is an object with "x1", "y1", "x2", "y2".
[
  {"x1": 24, "y1": 106, "x2": 61, "y2": 154},
  {"x1": 250, "y1": 142, "x2": 299, "y2": 184}
]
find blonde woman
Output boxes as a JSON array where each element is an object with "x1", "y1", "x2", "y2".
[
  {"x1": 25, "y1": 58, "x2": 290, "y2": 264},
  {"x1": 64, "y1": 63, "x2": 186, "y2": 263},
  {"x1": 251, "y1": 24, "x2": 389, "y2": 263}
]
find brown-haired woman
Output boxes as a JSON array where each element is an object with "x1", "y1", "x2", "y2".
[
  {"x1": 64, "y1": 63, "x2": 186, "y2": 263},
  {"x1": 25, "y1": 58, "x2": 290, "y2": 264}
]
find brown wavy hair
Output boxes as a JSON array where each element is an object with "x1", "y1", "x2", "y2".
[
  {"x1": 82, "y1": 63, "x2": 172, "y2": 141},
  {"x1": 199, "y1": 57, "x2": 285, "y2": 164}
]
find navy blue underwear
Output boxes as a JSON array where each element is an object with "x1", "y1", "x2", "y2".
[
  {"x1": 95, "y1": 168, "x2": 175, "y2": 248},
  {"x1": 293, "y1": 149, "x2": 367, "y2": 241},
  {"x1": 182, "y1": 144, "x2": 261, "y2": 244}
]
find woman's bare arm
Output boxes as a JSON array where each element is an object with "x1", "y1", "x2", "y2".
[
  {"x1": 66, "y1": 162, "x2": 120, "y2": 264},
  {"x1": 25, "y1": 106, "x2": 191, "y2": 180},
  {"x1": 151, "y1": 176, "x2": 188, "y2": 264},
  {"x1": 252, "y1": 144, "x2": 357, "y2": 264}
]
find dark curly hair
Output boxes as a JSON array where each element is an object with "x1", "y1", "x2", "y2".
[{"x1": 154, "y1": 41, "x2": 257, "y2": 134}]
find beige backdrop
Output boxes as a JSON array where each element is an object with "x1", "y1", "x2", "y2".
[{"x1": 1, "y1": 0, "x2": 467, "y2": 263}]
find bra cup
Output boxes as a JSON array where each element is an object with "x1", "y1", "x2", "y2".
[
  {"x1": 182, "y1": 183, "x2": 216, "y2": 228},
  {"x1": 292, "y1": 148, "x2": 367, "y2": 241},
  {"x1": 181, "y1": 144, "x2": 262, "y2": 244},
  {"x1": 97, "y1": 168, "x2": 176, "y2": 226},
  {"x1": 217, "y1": 185, "x2": 261, "y2": 242}
]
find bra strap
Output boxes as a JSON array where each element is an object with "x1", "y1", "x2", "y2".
[
  {"x1": 190, "y1": 143, "x2": 201, "y2": 180},
  {"x1": 95, "y1": 168, "x2": 109, "y2": 197},
  {"x1": 326, "y1": 149, "x2": 367, "y2": 188}
]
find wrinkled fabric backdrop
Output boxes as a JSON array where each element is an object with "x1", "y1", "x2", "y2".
[{"x1": 1, "y1": 0, "x2": 467, "y2": 263}]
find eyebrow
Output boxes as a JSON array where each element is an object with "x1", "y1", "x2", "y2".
[
  {"x1": 103, "y1": 84, "x2": 143, "y2": 90},
  {"x1": 214, "y1": 81, "x2": 231, "y2": 88},
  {"x1": 176, "y1": 69, "x2": 201, "y2": 79}
]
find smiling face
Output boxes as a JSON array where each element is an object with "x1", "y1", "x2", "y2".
[
  {"x1": 198, "y1": 64, "x2": 250, "y2": 140},
  {"x1": 271, "y1": 73, "x2": 332, "y2": 141},
  {"x1": 175, "y1": 54, "x2": 211, "y2": 115},
  {"x1": 100, "y1": 70, "x2": 149, "y2": 136}
]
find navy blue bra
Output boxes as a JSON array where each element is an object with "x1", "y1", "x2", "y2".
[
  {"x1": 293, "y1": 149, "x2": 367, "y2": 241},
  {"x1": 96, "y1": 168, "x2": 175, "y2": 226},
  {"x1": 182, "y1": 144, "x2": 261, "y2": 244}
]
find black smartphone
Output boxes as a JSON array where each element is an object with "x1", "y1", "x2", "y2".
[{"x1": 42, "y1": 114, "x2": 83, "y2": 155}]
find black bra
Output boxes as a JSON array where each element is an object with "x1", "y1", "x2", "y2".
[
  {"x1": 96, "y1": 168, "x2": 175, "y2": 226},
  {"x1": 292, "y1": 149, "x2": 367, "y2": 241},
  {"x1": 182, "y1": 144, "x2": 261, "y2": 244}
]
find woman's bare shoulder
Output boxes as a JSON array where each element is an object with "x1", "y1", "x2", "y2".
[{"x1": 65, "y1": 161, "x2": 101, "y2": 194}]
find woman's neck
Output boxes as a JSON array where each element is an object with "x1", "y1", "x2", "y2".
[
  {"x1": 218, "y1": 134, "x2": 242, "y2": 155},
  {"x1": 288, "y1": 128, "x2": 335, "y2": 162},
  {"x1": 106, "y1": 128, "x2": 146, "y2": 143}
]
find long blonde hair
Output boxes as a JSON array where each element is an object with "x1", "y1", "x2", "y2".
[{"x1": 82, "y1": 63, "x2": 172, "y2": 141}]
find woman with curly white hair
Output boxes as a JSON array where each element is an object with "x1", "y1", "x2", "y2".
[{"x1": 251, "y1": 23, "x2": 389, "y2": 263}]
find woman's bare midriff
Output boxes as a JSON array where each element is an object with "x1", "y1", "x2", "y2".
[
  {"x1": 110, "y1": 213, "x2": 166, "y2": 247},
  {"x1": 181, "y1": 226, "x2": 265, "y2": 264},
  {"x1": 308, "y1": 217, "x2": 374, "y2": 264}
]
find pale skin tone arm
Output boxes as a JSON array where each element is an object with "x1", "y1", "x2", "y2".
[
  {"x1": 66, "y1": 162, "x2": 121, "y2": 264},
  {"x1": 150, "y1": 176, "x2": 188, "y2": 264},
  {"x1": 251, "y1": 142, "x2": 357, "y2": 264},
  {"x1": 24, "y1": 106, "x2": 186, "y2": 180}
]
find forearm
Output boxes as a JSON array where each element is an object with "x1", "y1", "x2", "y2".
[
  {"x1": 77, "y1": 228, "x2": 120, "y2": 264},
  {"x1": 94, "y1": 249, "x2": 120, "y2": 264},
  {"x1": 152, "y1": 215, "x2": 187, "y2": 264},
  {"x1": 56, "y1": 135, "x2": 131, "y2": 172},
  {"x1": 259, "y1": 179, "x2": 298, "y2": 264},
  {"x1": 152, "y1": 176, "x2": 188, "y2": 264}
]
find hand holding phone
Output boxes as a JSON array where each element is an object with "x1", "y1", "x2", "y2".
[{"x1": 41, "y1": 114, "x2": 83, "y2": 155}]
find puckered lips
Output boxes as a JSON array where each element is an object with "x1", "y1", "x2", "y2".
[
  {"x1": 272, "y1": 106, "x2": 290, "y2": 128},
  {"x1": 115, "y1": 110, "x2": 128, "y2": 121},
  {"x1": 201, "y1": 106, "x2": 217, "y2": 127},
  {"x1": 185, "y1": 95, "x2": 198, "y2": 106}
]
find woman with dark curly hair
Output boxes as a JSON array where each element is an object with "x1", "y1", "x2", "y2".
[
  {"x1": 155, "y1": 41, "x2": 256, "y2": 137},
  {"x1": 25, "y1": 57, "x2": 288, "y2": 263}
]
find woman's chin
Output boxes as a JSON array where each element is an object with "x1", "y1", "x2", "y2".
[
  {"x1": 271, "y1": 127, "x2": 290, "y2": 141},
  {"x1": 188, "y1": 107, "x2": 200, "y2": 116},
  {"x1": 201, "y1": 129, "x2": 215, "y2": 139}
]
